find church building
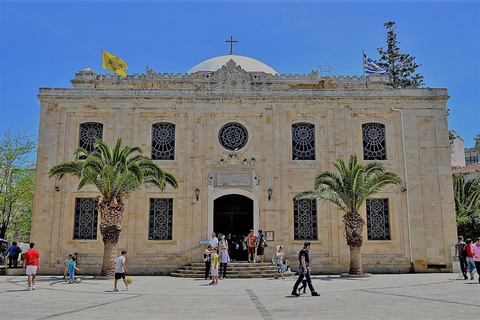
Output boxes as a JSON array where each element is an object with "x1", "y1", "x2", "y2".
[{"x1": 32, "y1": 48, "x2": 457, "y2": 275}]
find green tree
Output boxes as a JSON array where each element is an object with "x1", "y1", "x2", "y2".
[
  {"x1": 49, "y1": 138, "x2": 178, "y2": 276},
  {"x1": 453, "y1": 174, "x2": 480, "y2": 239},
  {"x1": 295, "y1": 154, "x2": 401, "y2": 275},
  {"x1": 0, "y1": 129, "x2": 36, "y2": 241},
  {"x1": 377, "y1": 21, "x2": 424, "y2": 88}
]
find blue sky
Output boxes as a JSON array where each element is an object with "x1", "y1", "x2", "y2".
[{"x1": 1, "y1": 0, "x2": 479, "y2": 160}]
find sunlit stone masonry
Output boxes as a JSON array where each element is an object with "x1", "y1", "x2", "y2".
[{"x1": 32, "y1": 53, "x2": 456, "y2": 275}]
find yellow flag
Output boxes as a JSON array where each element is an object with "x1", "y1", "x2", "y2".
[{"x1": 102, "y1": 50, "x2": 128, "y2": 78}]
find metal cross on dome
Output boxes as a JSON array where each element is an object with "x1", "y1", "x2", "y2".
[{"x1": 226, "y1": 36, "x2": 238, "y2": 55}]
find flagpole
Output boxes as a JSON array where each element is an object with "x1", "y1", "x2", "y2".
[
  {"x1": 99, "y1": 50, "x2": 104, "y2": 83},
  {"x1": 362, "y1": 49, "x2": 366, "y2": 87}
]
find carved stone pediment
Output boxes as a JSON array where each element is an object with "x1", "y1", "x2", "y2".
[
  {"x1": 208, "y1": 155, "x2": 259, "y2": 188},
  {"x1": 213, "y1": 59, "x2": 251, "y2": 91}
]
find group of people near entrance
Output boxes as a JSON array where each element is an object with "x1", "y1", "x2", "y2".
[
  {"x1": 203, "y1": 231, "x2": 319, "y2": 296},
  {"x1": 204, "y1": 229, "x2": 269, "y2": 284},
  {"x1": 454, "y1": 236, "x2": 480, "y2": 282}
]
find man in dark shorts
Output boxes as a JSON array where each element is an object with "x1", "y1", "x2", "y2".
[
  {"x1": 113, "y1": 250, "x2": 128, "y2": 292},
  {"x1": 257, "y1": 229, "x2": 267, "y2": 262}
]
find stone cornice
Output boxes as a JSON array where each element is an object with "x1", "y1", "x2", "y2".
[{"x1": 38, "y1": 87, "x2": 448, "y2": 101}]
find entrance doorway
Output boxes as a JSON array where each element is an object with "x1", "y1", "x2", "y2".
[{"x1": 213, "y1": 194, "x2": 253, "y2": 239}]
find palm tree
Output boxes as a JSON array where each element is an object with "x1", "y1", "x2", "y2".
[
  {"x1": 49, "y1": 138, "x2": 178, "y2": 276},
  {"x1": 295, "y1": 154, "x2": 401, "y2": 275},
  {"x1": 453, "y1": 174, "x2": 480, "y2": 238}
]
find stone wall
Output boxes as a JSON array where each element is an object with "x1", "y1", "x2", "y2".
[{"x1": 32, "y1": 63, "x2": 456, "y2": 275}]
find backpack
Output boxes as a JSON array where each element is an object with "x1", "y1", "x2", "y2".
[{"x1": 260, "y1": 236, "x2": 267, "y2": 248}]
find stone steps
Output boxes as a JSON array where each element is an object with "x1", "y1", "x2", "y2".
[{"x1": 171, "y1": 262, "x2": 280, "y2": 278}]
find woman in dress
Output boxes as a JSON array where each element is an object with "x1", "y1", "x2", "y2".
[{"x1": 274, "y1": 245, "x2": 286, "y2": 279}]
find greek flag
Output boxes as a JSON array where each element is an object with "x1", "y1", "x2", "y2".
[{"x1": 363, "y1": 52, "x2": 387, "y2": 75}]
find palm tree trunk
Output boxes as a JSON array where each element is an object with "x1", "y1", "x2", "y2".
[
  {"x1": 101, "y1": 234, "x2": 119, "y2": 276},
  {"x1": 349, "y1": 246, "x2": 363, "y2": 274},
  {"x1": 98, "y1": 201, "x2": 124, "y2": 276},
  {"x1": 344, "y1": 212, "x2": 365, "y2": 274}
]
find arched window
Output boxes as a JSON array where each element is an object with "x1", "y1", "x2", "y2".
[
  {"x1": 79, "y1": 122, "x2": 103, "y2": 153},
  {"x1": 152, "y1": 123, "x2": 175, "y2": 160},
  {"x1": 362, "y1": 123, "x2": 386, "y2": 160},
  {"x1": 293, "y1": 199, "x2": 318, "y2": 240},
  {"x1": 292, "y1": 123, "x2": 315, "y2": 160}
]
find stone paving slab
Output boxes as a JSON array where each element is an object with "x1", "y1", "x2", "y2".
[{"x1": 1, "y1": 273, "x2": 479, "y2": 319}]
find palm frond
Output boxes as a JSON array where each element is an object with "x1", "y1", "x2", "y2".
[
  {"x1": 296, "y1": 154, "x2": 402, "y2": 215},
  {"x1": 49, "y1": 138, "x2": 178, "y2": 202}
]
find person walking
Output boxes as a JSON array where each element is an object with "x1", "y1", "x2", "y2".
[
  {"x1": 291, "y1": 242, "x2": 320, "y2": 297},
  {"x1": 471, "y1": 238, "x2": 480, "y2": 283},
  {"x1": 204, "y1": 245, "x2": 212, "y2": 280},
  {"x1": 5, "y1": 241, "x2": 22, "y2": 268},
  {"x1": 247, "y1": 229, "x2": 257, "y2": 262},
  {"x1": 465, "y1": 239, "x2": 476, "y2": 280},
  {"x1": 22, "y1": 242, "x2": 40, "y2": 291},
  {"x1": 219, "y1": 245, "x2": 231, "y2": 280},
  {"x1": 455, "y1": 236, "x2": 468, "y2": 280},
  {"x1": 113, "y1": 250, "x2": 128, "y2": 292}
]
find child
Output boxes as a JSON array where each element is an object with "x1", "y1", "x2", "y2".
[
  {"x1": 114, "y1": 250, "x2": 128, "y2": 292},
  {"x1": 209, "y1": 247, "x2": 219, "y2": 285},
  {"x1": 219, "y1": 245, "x2": 231, "y2": 280},
  {"x1": 63, "y1": 254, "x2": 73, "y2": 279},
  {"x1": 68, "y1": 257, "x2": 79, "y2": 284}
]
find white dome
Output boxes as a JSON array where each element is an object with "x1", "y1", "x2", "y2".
[{"x1": 187, "y1": 55, "x2": 278, "y2": 75}]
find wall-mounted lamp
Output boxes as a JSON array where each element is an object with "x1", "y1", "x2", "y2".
[
  {"x1": 267, "y1": 188, "x2": 273, "y2": 201},
  {"x1": 195, "y1": 188, "x2": 200, "y2": 201},
  {"x1": 55, "y1": 186, "x2": 60, "y2": 192},
  {"x1": 401, "y1": 187, "x2": 407, "y2": 192}
]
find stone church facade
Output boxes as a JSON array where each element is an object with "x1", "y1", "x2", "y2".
[{"x1": 32, "y1": 54, "x2": 456, "y2": 275}]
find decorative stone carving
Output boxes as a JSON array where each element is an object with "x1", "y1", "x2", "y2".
[{"x1": 208, "y1": 156, "x2": 260, "y2": 188}]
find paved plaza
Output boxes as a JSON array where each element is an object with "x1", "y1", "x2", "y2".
[{"x1": 1, "y1": 272, "x2": 478, "y2": 319}]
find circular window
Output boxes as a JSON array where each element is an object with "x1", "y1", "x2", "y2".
[{"x1": 218, "y1": 122, "x2": 249, "y2": 151}]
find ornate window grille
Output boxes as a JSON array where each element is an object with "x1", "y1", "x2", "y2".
[
  {"x1": 292, "y1": 123, "x2": 315, "y2": 160},
  {"x1": 149, "y1": 198, "x2": 173, "y2": 240},
  {"x1": 152, "y1": 123, "x2": 175, "y2": 160},
  {"x1": 362, "y1": 123, "x2": 386, "y2": 160},
  {"x1": 293, "y1": 199, "x2": 318, "y2": 240},
  {"x1": 218, "y1": 123, "x2": 249, "y2": 151},
  {"x1": 79, "y1": 122, "x2": 103, "y2": 154},
  {"x1": 73, "y1": 198, "x2": 98, "y2": 240},
  {"x1": 366, "y1": 198, "x2": 391, "y2": 240}
]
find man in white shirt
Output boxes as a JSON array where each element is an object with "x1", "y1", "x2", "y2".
[
  {"x1": 113, "y1": 250, "x2": 128, "y2": 292},
  {"x1": 209, "y1": 232, "x2": 219, "y2": 249}
]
